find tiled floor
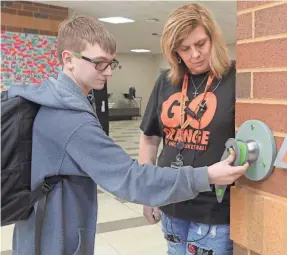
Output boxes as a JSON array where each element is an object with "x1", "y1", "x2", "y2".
[{"x1": 1, "y1": 120, "x2": 167, "y2": 255}]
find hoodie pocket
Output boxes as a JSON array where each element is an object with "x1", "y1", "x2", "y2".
[{"x1": 72, "y1": 228, "x2": 96, "y2": 255}]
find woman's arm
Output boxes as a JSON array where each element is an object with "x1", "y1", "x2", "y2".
[{"x1": 139, "y1": 133, "x2": 161, "y2": 165}]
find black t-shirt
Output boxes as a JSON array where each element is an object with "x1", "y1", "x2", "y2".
[{"x1": 140, "y1": 62, "x2": 236, "y2": 224}]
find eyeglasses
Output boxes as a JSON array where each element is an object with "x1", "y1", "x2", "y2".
[{"x1": 72, "y1": 52, "x2": 119, "y2": 71}]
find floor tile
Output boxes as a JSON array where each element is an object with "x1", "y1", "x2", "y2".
[
  {"x1": 97, "y1": 217, "x2": 149, "y2": 234},
  {"x1": 1, "y1": 224, "x2": 14, "y2": 252},
  {"x1": 1, "y1": 251, "x2": 12, "y2": 255},
  {"x1": 124, "y1": 147, "x2": 140, "y2": 151},
  {"x1": 114, "y1": 197, "x2": 128, "y2": 203},
  {"x1": 95, "y1": 235, "x2": 120, "y2": 255},
  {"x1": 112, "y1": 136, "x2": 132, "y2": 138},
  {"x1": 99, "y1": 224, "x2": 166, "y2": 255},
  {"x1": 98, "y1": 192, "x2": 115, "y2": 201},
  {"x1": 124, "y1": 202, "x2": 143, "y2": 215},
  {"x1": 124, "y1": 245, "x2": 167, "y2": 255},
  {"x1": 127, "y1": 153, "x2": 138, "y2": 157},
  {"x1": 113, "y1": 139, "x2": 127, "y2": 143},
  {"x1": 97, "y1": 197, "x2": 140, "y2": 224}
]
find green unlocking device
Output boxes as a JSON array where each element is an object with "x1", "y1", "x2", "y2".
[{"x1": 215, "y1": 120, "x2": 277, "y2": 203}]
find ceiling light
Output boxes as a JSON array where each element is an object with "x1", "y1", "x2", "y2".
[
  {"x1": 131, "y1": 49, "x2": 151, "y2": 53},
  {"x1": 98, "y1": 17, "x2": 134, "y2": 24}
]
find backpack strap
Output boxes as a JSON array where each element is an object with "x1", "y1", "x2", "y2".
[{"x1": 32, "y1": 175, "x2": 69, "y2": 255}]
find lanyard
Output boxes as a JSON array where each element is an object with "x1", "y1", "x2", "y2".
[{"x1": 178, "y1": 72, "x2": 214, "y2": 142}]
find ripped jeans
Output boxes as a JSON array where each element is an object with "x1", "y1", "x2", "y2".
[{"x1": 161, "y1": 213, "x2": 233, "y2": 255}]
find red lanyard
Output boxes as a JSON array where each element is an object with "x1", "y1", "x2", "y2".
[{"x1": 178, "y1": 73, "x2": 214, "y2": 142}]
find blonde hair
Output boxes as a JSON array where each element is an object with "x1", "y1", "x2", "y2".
[
  {"x1": 57, "y1": 15, "x2": 116, "y2": 65},
  {"x1": 160, "y1": 3, "x2": 230, "y2": 86}
]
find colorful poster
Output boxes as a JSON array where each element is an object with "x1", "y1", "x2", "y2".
[{"x1": 1, "y1": 30, "x2": 61, "y2": 90}]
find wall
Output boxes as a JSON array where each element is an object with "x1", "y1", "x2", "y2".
[
  {"x1": 108, "y1": 53, "x2": 160, "y2": 116},
  {"x1": 1, "y1": 1, "x2": 68, "y2": 35},
  {"x1": 1, "y1": 31, "x2": 60, "y2": 88},
  {"x1": 1, "y1": 1, "x2": 68, "y2": 89},
  {"x1": 227, "y1": 43, "x2": 236, "y2": 60},
  {"x1": 232, "y1": 1, "x2": 287, "y2": 254}
]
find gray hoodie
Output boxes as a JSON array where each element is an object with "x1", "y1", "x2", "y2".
[{"x1": 10, "y1": 72, "x2": 211, "y2": 255}]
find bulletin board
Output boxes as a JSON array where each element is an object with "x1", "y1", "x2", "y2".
[{"x1": 1, "y1": 30, "x2": 61, "y2": 90}]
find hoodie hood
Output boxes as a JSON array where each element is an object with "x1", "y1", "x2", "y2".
[{"x1": 7, "y1": 71, "x2": 95, "y2": 116}]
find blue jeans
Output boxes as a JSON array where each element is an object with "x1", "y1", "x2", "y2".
[{"x1": 161, "y1": 212, "x2": 233, "y2": 255}]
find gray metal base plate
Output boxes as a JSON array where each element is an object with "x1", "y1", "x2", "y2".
[{"x1": 236, "y1": 120, "x2": 276, "y2": 181}]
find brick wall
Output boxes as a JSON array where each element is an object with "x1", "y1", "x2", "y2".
[
  {"x1": 232, "y1": 1, "x2": 287, "y2": 255},
  {"x1": 1, "y1": 1, "x2": 68, "y2": 36}
]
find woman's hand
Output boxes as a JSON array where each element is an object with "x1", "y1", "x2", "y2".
[{"x1": 143, "y1": 206, "x2": 161, "y2": 224}]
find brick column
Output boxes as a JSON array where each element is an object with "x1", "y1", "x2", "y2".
[
  {"x1": 232, "y1": 1, "x2": 287, "y2": 255},
  {"x1": 1, "y1": 1, "x2": 68, "y2": 35}
]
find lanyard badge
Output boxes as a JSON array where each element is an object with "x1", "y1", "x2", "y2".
[{"x1": 171, "y1": 73, "x2": 214, "y2": 168}]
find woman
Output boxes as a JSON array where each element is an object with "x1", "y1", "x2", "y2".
[{"x1": 139, "y1": 3, "x2": 235, "y2": 255}]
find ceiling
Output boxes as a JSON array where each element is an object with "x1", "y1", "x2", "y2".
[{"x1": 41, "y1": 1, "x2": 236, "y2": 54}]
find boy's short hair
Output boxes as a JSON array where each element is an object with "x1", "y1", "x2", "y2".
[{"x1": 57, "y1": 15, "x2": 116, "y2": 64}]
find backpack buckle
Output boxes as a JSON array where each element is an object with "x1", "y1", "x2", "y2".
[{"x1": 41, "y1": 182, "x2": 54, "y2": 192}]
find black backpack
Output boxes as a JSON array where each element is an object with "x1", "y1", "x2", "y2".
[{"x1": 1, "y1": 90, "x2": 67, "y2": 254}]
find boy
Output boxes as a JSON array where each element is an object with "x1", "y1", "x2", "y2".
[{"x1": 10, "y1": 15, "x2": 248, "y2": 255}]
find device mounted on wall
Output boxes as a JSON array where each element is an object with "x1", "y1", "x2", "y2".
[{"x1": 215, "y1": 120, "x2": 278, "y2": 203}]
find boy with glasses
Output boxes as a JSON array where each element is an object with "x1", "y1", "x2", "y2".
[{"x1": 9, "y1": 15, "x2": 248, "y2": 255}]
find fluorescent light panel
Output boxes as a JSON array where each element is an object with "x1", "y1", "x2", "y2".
[
  {"x1": 98, "y1": 17, "x2": 134, "y2": 24},
  {"x1": 131, "y1": 49, "x2": 151, "y2": 53}
]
